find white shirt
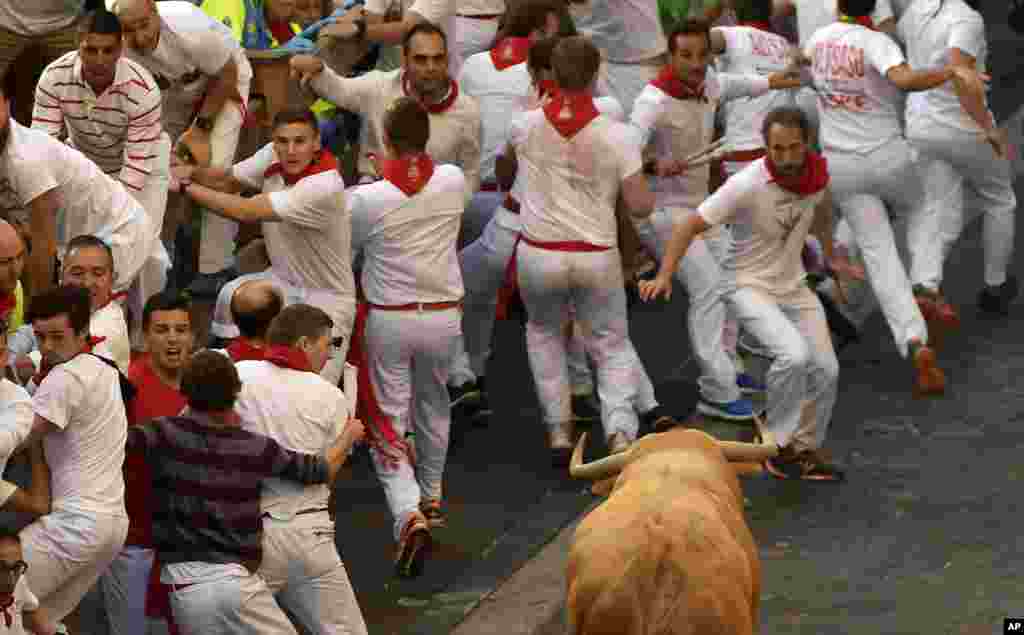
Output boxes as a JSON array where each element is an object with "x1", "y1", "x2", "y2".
[
  {"x1": 31, "y1": 353, "x2": 128, "y2": 517},
  {"x1": 630, "y1": 71, "x2": 771, "y2": 211},
  {"x1": 804, "y1": 22, "x2": 908, "y2": 154},
  {"x1": 232, "y1": 144, "x2": 356, "y2": 300},
  {"x1": 714, "y1": 26, "x2": 798, "y2": 152},
  {"x1": 899, "y1": 0, "x2": 987, "y2": 133},
  {"x1": 0, "y1": 120, "x2": 148, "y2": 254},
  {"x1": 235, "y1": 360, "x2": 353, "y2": 520},
  {"x1": 0, "y1": 380, "x2": 33, "y2": 481},
  {"x1": 698, "y1": 158, "x2": 826, "y2": 293},
  {"x1": 33, "y1": 52, "x2": 164, "y2": 195},
  {"x1": 123, "y1": 1, "x2": 252, "y2": 106},
  {"x1": 457, "y1": 51, "x2": 533, "y2": 184},
  {"x1": 7, "y1": 302, "x2": 131, "y2": 379},
  {"x1": 575, "y1": 0, "x2": 667, "y2": 63},
  {"x1": 364, "y1": 0, "x2": 456, "y2": 43},
  {"x1": 0, "y1": 0, "x2": 82, "y2": 36},
  {"x1": 455, "y1": 0, "x2": 504, "y2": 16},
  {"x1": 310, "y1": 67, "x2": 482, "y2": 199},
  {"x1": 0, "y1": 577, "x2": 40, "y2": 635},
  {"x1": 795, "y1": 0, "x2": 894, "y2": 46},
  {"x1": 349, "y1": 165, "x2": 466, "y2": 304},
  {"x1": 510, "y1": 104, "x2": 641, "y2": 246}
]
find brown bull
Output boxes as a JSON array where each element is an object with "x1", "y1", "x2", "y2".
[{"x1": 566, "y1": 428, "x2": 776, "y2": 635}]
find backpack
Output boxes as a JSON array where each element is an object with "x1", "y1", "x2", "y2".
[{"x1": 87, "y1": 353, "x2": 138, "y2": 407}]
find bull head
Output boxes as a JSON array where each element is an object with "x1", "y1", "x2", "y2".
[{"x1": 569, "y1": 431, "x2": 778, "y2": 482}]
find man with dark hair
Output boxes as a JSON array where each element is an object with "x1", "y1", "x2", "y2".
[
  {"x1": 171, "y1": 107, "x2": 356, "y2": 384},
  {"x1": 224, "y1": 279, "x2": 285, "y2": 362},
  {"x1": 125, "y1": 349, "x2": 363, "y2": 634},
  {"x1": 291, "y1": 23, "x2": 482, "y2": 196},
  {"x1": 346, "y1": 95, "x2": 465, "y2": 578},
  {"x1": 33, "y1": 8, "x2": 171, "y2": 348},
  {"x1": 629, "y1": 18, "x2": 801, "y2": 423},
  {"x1": 0, "y1": 285, "x2": 130, "y2": 632},
  {"x1": 641, "y1": 105, "x2": 860, "y2": 481},
  {"x1": 0, "y1": 529, "x2": 56, "y2": 634},
  {"x1": 233, "y1": 303, "x2": 366, "y2": 634}
]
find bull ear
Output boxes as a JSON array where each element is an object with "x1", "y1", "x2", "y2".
[
  {"x1": 569, "y1": 433, "x2": 633, "y2": 481},
  {"x1": 717, "y1": 440, "x2": 778, "y2": 463}
]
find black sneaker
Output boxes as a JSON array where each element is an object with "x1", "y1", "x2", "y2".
[
  {"x1": 765, "y1": 446, "x2": 845, "y2": 482},
  {"x1": 978, "y1": 275, "x2": 1018, "y2": 315}
]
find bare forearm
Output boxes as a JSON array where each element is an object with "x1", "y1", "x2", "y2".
[
  {"x1": 896, "y1": 67, "x2": 953, "y2": 92},
  {"x1": 28, "y1": 200, "x2": 58, "y2": 295},
  {"x1": 193, "y1": 166, "x2": 244, "y2": 193},
  {"x1": 197, "y1": 62, "x2": 240, "y2": 120},
  {"x1": 955, "y1": 76, "x2": 994, "y2": 131},
  {"x1": 183, "y1": 183, "x2": 262, "y2": 223},
  {"x1": 810, "y1": 193, "x2": 835, "y2": 262},
  {"x1": 366, "y1": 16, "x2": 418, "y2": 45},
  {"x1": 658, "y1": 223, "x2": 698, "y2": 281}
]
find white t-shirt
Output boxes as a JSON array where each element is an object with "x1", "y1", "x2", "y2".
[
  {"x1": 0, "y1": 380, "x2": 33, "y2": 477},
  {"x1": 0, "y1": 0, "x2": 82, "y2": 36},
  {"x1": 457, "y1": 52, "x2": 533, "y2": 184},
  {"x1": 31, "y1": 354, "x2": 128, "y2": 517},
  {"x1": 349, "y1": 165, "x2": 466, "y2": 304},
  {"x1": 510, "y1": 105, "x2": 641, "y2": 246},
  {"x1": 455, "y1": 0, "x2": 504, "y2": 16},
  {"x1": 575, "y1": 0, "x2": 666, "y2": 63},
  {"x1": 804, "y1": 22, "x2": 908, "y2": 154},
  {"x1": 235, "y1": 360, "x2": 353, "y2": 519},
  {"x1": 796, "y1": 0, "x2": 894, "y2": 46},
  {"x1": 714, "y1": 26, "x2": 798, "y2": 152},
  {"x1": 364, "y1": 0, "x2": 456, "y2": 44},
  {"x1": 123, "y1": 1, "x2": 252, "y2": 105},
  {"x1": 232, "y1": 144, "x2": 356, "y2": 301},
  {"x1": 698, "y1": 158, "x2": 826, "y2": 293},
  {"x1": 899, "y1": 0, "x2": 987, "y2": 133},
  {"x1": 0, "y1": 120, "x2": 147, "y2": 255},
  {"x1": 90, "y1": 301, "x2": 131, "y2": 375}
]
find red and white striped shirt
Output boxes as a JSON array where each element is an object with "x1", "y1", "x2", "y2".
[{"x1": 33, "y1": 52, "x2": 163, "y2": 194}]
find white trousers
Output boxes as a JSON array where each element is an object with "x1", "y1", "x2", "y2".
[
  {"x1": 211, "y1": 269, "x2": 356, "y2": 385},
  {"x1": 907, "y1": 119, "x2": 1017, "y2": 288},
  {"x1": 517, "y1": 243, "x2": 647, "y2": 441},
  {"x1": 366, "y1": 308, "x2": 460, "y2": 539},
  {"x1": 21, "y1": 510, "x2": 129, "y2": 622},
  {"x1": 826, "y1": 139, "x2": 935, "y2": 356},
  {"x1": 453, "y1": 16, "x2": 500, "y2": 71},
  {"x1": 259, "y1": 512, "x2": 368, "y2": 635},
  {"x1": 168, "y1": 565, "x2": 297, "y2": 635},
  {"x1": 727, "y1": 285, "x2": 838, "y2": 450},
  {"x1": 604, "y1": 61, "x2": 662, "y2": 118},
  {"x1": 635, "y1": 208, "x2": 741, "y2": 404}
]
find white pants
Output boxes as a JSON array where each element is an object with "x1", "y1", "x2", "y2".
[
  {"x1": 635, "y1": 208, "x2": 741, "y2": 404},
  {"x1": 366, "y1": 307, "x2": 460, "y2": 539},
  {"x1": 168, "y1": 565, "x2": 297, "y2": 635},
  {"x1": 259, "y1": 512, "x2": 368, "y2": 635},
  {"x1": 907, "y1": 120, "x2": 1017, "y2": 288},
  {"x1": 728, "y1": 285, "x2": 837, "y2": 450},
  {"x1": 211, "y1": 269, "x2": 356, "y2": 385},
  {"x1": 453, "y1": 16, "x2": 500, "y2": 71},
  {"x1": 826, "y1": 139, "x2": 935, "y2": 356},
  {"x1": 604, "y1": 61, "x2": 662, "y2": 118},
  {"x1": 21, "y1": 510, "x2": 129, "y2": 622},
  {"x1": 517, "y1": 243, "x2": 646, "y2": 441}
]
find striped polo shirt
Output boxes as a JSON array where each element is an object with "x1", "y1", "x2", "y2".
[{"x1": 33, "y1": 51, "x2": 163, "y2": 194}]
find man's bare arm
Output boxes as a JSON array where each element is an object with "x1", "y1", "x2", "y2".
[
  {"x1": 196, "y1": 58, "x2": 241, "y2": 121},
  {"x1": 27, "y1": 189, "x2": 60, "y2": 295}
]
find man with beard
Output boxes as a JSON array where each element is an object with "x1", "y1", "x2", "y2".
[
  {"x1": 291, "y1": 22, "x2": 481, "y2": 198},
  {"x1": 0, "y1": 530, "x2": 56, "y2": 634},
  {"x1": 641, "y1": 106, "x2": 858, "y2": 481},
  {"x1": 0, "y1": 285, "x2": 129, "y2": 633},
  {"x1": 33, "y1": 9, "x2": 171, "y2": 349}
]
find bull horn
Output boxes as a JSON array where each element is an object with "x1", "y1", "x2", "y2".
[
  {"x1": 717, "y1": 440, "x2": 778, "y2": 463},
  {"x1": 569, "y1": 432, "x2": 634, "y2": 480}
]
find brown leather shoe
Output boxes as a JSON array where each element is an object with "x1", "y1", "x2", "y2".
[
  {"x1": 913, "y1": 286, "x2": 960, "y2": 349},
  {"x1": 910, "y1": 341, "x2": 945, "y2": 396},
  {"x1": 394, "y1": 512, "x2": 432, "y2": 579}
]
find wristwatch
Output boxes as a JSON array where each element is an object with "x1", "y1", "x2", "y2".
[{"x1": 194, "y1": 115, "x2": 214, "y2": 132}]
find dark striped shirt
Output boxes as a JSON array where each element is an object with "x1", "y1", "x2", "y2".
[{"x1": 125, "y1": 410, "x2": 329, "y2": 570}]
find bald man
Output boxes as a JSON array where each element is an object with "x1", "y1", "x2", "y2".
[
  {"x1": 217, "y1": 279, "x2": 285, "y2": 362},
  {"x1": 0, "y1": 220, "x2": 26, "y2": 334}
]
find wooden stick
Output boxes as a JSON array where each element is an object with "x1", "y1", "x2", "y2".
[{"x1": 682, "y1": 138, "x2": 726, "y2": 164}]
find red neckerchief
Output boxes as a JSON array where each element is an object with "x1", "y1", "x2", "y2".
[
  {"x1": 537, "y1": 79, "x2": 559, "y2": 100},
  {"x1": 402, "y1": 75, "x2": 459, "y2": 113},
  {"x1": 33, "y1": 336, "x2": 107, "y2": 386},
  {"x1": 650, "y1": 65, "x2": 706, "y2": 101},
  {"x1": 263, "y1": 150, "x2": 339, "y2": 186},
  {"x1": 263, "y1": 345, "x2": 312, "y2": 372},
  {"x1": 839, "y1": 14, "x2": 875, "y2": 29},
  {"x1": 543, "y1": 90, "x2": 600, "y2": 139},
  {"x1": 0, "y1": 291, "x2": 15, "y2": 319},
  {"x1": 765, "y1": 152, "x2": 830, "y2": 196},
  {"x1": 379, "y1": 153, "x2": 435, "y2": 196},
  {"x1": 268, "y1": 19, "x2": 295, "y2": 45},
  {"x1": 740, "y1": 20, "x2": 774, "y2": 32},
  {"x1": 490, "y1": 37, "x2": 531, "y2": 70},
  {"x1": 226, "y1": 337, "x2": 265, "y2": 362},
  {"x1": 0, "y1": 593, "x2": 12, "y2": 627}
]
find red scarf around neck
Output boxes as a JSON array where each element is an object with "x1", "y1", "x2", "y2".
[
  {"x1": 263, "y1": 345, "x2": 312, "y2": 372},
  {"x1": 226, "y1": 337, "x2": 265, "y2": 363},
  {"x1": 650, "y1": 65, "x2": 706, "y2": 101},
  {"x1": 543, "y1": 90, "x2": 599, "y2": 139},
  {"x1": 740, "y1": 20, "x2": 774, "y2": 32},
  {"x1": 264, "y1": 150, "x2": 339, "y2": 186},
  {"x1": 765, "y1": 152, "x2": 830, "y2": 196},
  {"x1": 403, "y1": 75, "x2": 460, "y2": 113},
  {"x1": 537, "y1": 79, "x2": 559, "y2": 100},
  {"x1": 839, "y1": 14, "x2": 875, "y2": 29},
  {"x1": 268, "y1": 19, "x2": 295, "y2": 46},
  {"x1": 490, "y1": 37, "x2": 531, "y2": 70},
  {"x1": 33, "y1": 335, "x2": 107, "y2": 386},
  {"x1": 379, "y1": 153, "x2": 435, "y2": 196}
]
